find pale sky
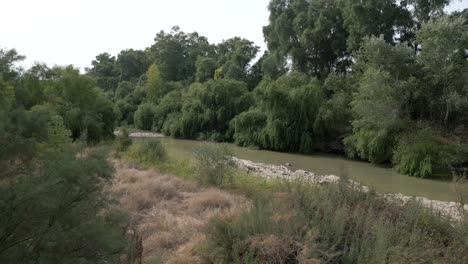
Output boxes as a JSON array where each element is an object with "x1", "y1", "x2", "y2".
[{"x1": 1, "y1": 0, "x2": 467, "y2": 71}]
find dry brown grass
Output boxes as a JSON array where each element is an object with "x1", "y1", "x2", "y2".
[{"x1": 109, "y1": 159, "x2": 247, "y2": 263}]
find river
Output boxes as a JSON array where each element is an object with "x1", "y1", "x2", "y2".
[{"x1": 156, "y1": 137, "x2": 466, "y2": 202}]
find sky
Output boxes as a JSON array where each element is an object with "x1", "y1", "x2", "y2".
[{"x1": 1, "y1": 0, "x2": 467, "y2": 71}]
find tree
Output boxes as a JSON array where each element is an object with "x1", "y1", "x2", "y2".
[
  {"x1": 338, "y1": 0, "x2": 412, "y2": 51},
  {"x1": 416, "y1": 17, "x2": 468, "y2": 129},
  {"x1": 150, "y1": 26, "x2": 213, "y2": 82},
  {"x1": 117, "y1": 49, "x2": 150, "y2": 81},
  {"x1": 0, "y1": 48, "x2": 25, "y2": 82},
  {"x1": 146, "y1": 63, "x2": 169, "y2": 103},
  {"x1": 162, "y1": 79, "x2": 253, "y2": 140},
  {"x1": 0, "y1": 55, "x2": 126, "y2": 262},
  {"x1": 244, "y1": 72, "x2": 325, "y2": 152},
  {"x1": 263, "y1": 0, "x2": 413, "y2": 79},
  {"x1": 263, "y1": 0, "x2": 350, "y2": 78},
  {"x1": 344, "y1": 68, "x2": 406, "y2": 163},
  {"x1": 195, "y1": 56, "x2": 217, "y2": 82},
  {"x1": 86, "y1": 53, "x2": 120, "y2": 92},
  {"x1": 134, "y1": 102, "x2": 156, "y2": 131}
]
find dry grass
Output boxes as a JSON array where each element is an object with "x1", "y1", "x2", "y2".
[{"x1": 109, "y1": 159, "x2": 247, "y2": 263}]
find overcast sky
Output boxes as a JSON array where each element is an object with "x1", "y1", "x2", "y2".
[{"x1": 1, "y1": 0, "x2": 467, "y2": 71}]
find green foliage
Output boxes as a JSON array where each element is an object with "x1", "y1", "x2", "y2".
[
  {"x1": 150, "y1": 26, "x2": 213, "y2": 82},
  {"x1": 0, "y1": 72, "x2": 127, "y2": 263},
  {"x1": 195, "y1": 56, "x2": 217, "y2": 82},
  {"x1": 117, "y1": 49, "x2": 150, "y2": 81},
  {"x1": 345, "y1": 68, "x2": 405, "y2": 163},
  {"x1": 115, "y1": 80, "x2": 135, "y2": 100},
  {"x1": 127, "y1": 139, "x2": 167, "y2": 166},
  {"x1": 235, "y1": 72, "x2": 326, "y2": 152},
  {"x1": 215, "y1": 37, "x2": 260, "y2": 82},
  {"x1": 161, "y1": 79, "x2": 252, "y2": 140},
  {"x1": 0, "y1": 48, "x2": 25, "y2": 82},
  {"x1": 193, "y1": 142, "x2": 235, "y2": 186},
  {"x1": 75, "y1": 8, "x2": 468, "y2": 177},
  {"x1": 133, "y1": 102, "x2": 156, "y2": 131},
  {"x1": 0, "y1": 78, "x2": 15, "y2": 112},
  {"x1": 204, "y1": 181, "x2": 468, "y2": 263},
  {"x1": 392, "y1": 128, "x2": 456, "y2": 177},
  {"x1": 115, "y1": 128, "x2": 132, "y2": 153},
  {"x1": 115, "y1": 85, "x2": 145, "y2": 125},
  {"x1": 230, "y1": 109, "x2": 267, "y2": 148},
  {"x1": 0, "y1": 146, "x2": 127, "y2": 263},
  {"x1": 416, "y1": 16, "x2": 468, "y2": 128},
  {"x1": 154, "y1": 89, "x2": 184, "y2": 131},
  {"x1": 145, "y1": 63, "x2": 167, "y2": 103},
  {"x1": 47, "y1": 114, "x2": 72, "y2": 148},
  {"x1": 86, "y1": 52, "x2": 120, "y2": 92}
]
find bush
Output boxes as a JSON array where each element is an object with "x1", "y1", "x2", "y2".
[
  {"x1": 230, "y1": 109, "x2": 267, "y2": 147},
  {"x1": 392, "y1": 128, "x2": 456, "y2": 177},
  {"x1": 115, "y1": 128, "x2": 132, "y2": 152},
  {"x1": 127, "y1": 139, "x2": 167, "y2": 165},
  {"x1": 134, "y1": 103, "x2": 156, "y2": 131},
  {"x1": 193, "y1": 142, "x2": 234, "y2": 186}
]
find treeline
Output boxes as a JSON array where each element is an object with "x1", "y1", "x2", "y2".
[
  {"x1": 0, "y1": 50, "x2": 127, "y2": 261},
  {"x1": 2, "y1": 1, "x2": 466, "y2": 177},
  {"x1": 86, "y1": 0, "x2": 467, "y2": 178}
]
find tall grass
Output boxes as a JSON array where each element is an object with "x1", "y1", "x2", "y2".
[
  {"x1": 193, "y1": 142, "x2": 235, "y2": 186},
  {"x1": 204, "y1": 179, "x2": 468, "y2": 263},
  {"x1": 126, "y1": 139, "x2": 167, "y2": 166}
]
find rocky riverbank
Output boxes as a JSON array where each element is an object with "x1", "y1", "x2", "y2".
[
  {"x1": 232, "y1": 157, "x2": 468, "y2": 221},
  {"x1": 114, "y1": 130, "x2": 164, "y2": 138}
]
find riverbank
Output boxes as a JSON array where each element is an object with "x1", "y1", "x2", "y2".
[
  {"x1": 233, "y1": 157, "x2": 467, "y2": 221},
  {"x1": 114, "y1": 130, "x2": 164, "y2": 138},
  {"x1": 116, "y1": 139, "x2": 468, "y2": 263}
]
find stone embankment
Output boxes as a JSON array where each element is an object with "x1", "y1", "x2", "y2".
[
  {"x1": 232, "y1": 157, "x2": 468, "y2": 221},
  {"x1": 114, "y1": 131, "x2": 164, "y2": 138}
]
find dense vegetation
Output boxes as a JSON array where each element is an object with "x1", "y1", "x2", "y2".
[
  {"x1": 122, "y1": 140, "x2": 468, "y2": 263},
  {"x1": 81, "y1": 1, "x2": 468, "y2": 177},
  {"x1": 2, "y1": 1, "x2": 466, "y2": 262},
  {"x1": 0, "y1": 50, "x2": 126, "y2": 262}
]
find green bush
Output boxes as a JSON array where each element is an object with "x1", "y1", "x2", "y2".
[
  {"x1": 115, "y1": 128, "x2": 132, "y2": 152},
  {"x1": 230, "y1": 109, "x2": 267, "y2": 147},
  {"x1": 133, "y1": 103, "x2": 156, "y2": 131},
  {"x1": 393, "y1": 128, "x2": 456, "y2": 177},
  {"x1": 127, "y1": 139, "x2": 167, "y2": 165},
  {"x1": 193, "y1": 142, "x2": 235, "y2": 186},
  {"x1": 160, "y1": 79, "x2": 253, "y2": 139}
]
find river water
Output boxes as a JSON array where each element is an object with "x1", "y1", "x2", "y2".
[{"x1": 159, "y1": 138, "x2": 462, "y2": 202}]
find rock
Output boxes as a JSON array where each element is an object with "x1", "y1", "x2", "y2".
[
  {"x1": 114, "y1": 130, "x2": 164, "y2": 138},
  {"x1": 231, "y1": 157, "x2": 466, "y2": 221}
]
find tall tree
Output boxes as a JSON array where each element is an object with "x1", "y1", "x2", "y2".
[
  {"x1": 150, "y1": 26, "x2": 213, "y2": 82},
  {"x1": 416, "y1": 16, "x2": 468, "y2": 129},
  {"x1": 117, "y1": 49, "x2": 150, "y2": 82},
  {"x1": 86, "y1": 53, "x2": 120, "y2": 92}
]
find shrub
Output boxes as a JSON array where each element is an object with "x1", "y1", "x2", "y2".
[
  {"x1": 127, "y1": 139, "x2": 167, "y2": 165},
  {"x1": 115, "y1": 127, "x2": 132, "y2": 152},
  {"x1": 204, "y1": 180, "x2": 468, "y2": 263},
  {"x1": 393, "y1": 128, "x2": 456, "y2": 177},
  {"x1": 193, "y1": 142, "x2": 234, "y2": 186},
  {"x1": 230, "y1": 109, "x2": 267, "y2": 147},
  {"x1": 134, "y1": 103, "x2": 156, "y2": 131}
]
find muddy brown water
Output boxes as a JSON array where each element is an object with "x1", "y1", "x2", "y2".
[{"x1": 154, "y1": 138, "x2": 464, "y2": 202}]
